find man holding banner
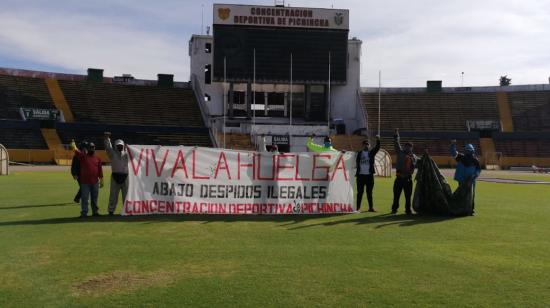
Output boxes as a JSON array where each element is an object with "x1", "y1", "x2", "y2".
[
  {"x1": 355, "y1": 135, "x2": 380, "y2": 212},
  {"x1": 104, "y1": 132, "x2": 129, "y2": 216}
]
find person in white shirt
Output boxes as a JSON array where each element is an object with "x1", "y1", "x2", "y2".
[
  {"x1": 104, "y1": 132, "x2": 129, "y2": 216},
  {"x1": 355, "y1": 136, "x2": 380, "y2": 212}
]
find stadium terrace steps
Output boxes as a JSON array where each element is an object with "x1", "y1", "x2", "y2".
[
  {"x1": 508, "y1": 91, "x2": 550, "y2": 131},
  {"x1": 479, "y1": 138, "x2": 496, "y2": 155},
  {"x1": 39, "y1": 128, "x2": 73, "y2": 166},
  {"x1": 143, "y1": 133, "x2": 211, "y2": 147},
  {"x1": 496, "y1": 92, "x2": 513, "y2": 132},
  {"x1": 221, "y1": 133, "x2": 255, "y2": 151},
  {"x1": 40, "y1": 128, "x2": 64, "y2": 151},
  {"x1": 494, "y1": 139, "x2": 550, "y2": 157},
  {"x1": 330, "y1": 135, "x2": 365, "y2": 151},
  {"x1": 45, "y1": 79, "x2": 74, "y2": 122},
  {"x1": 362, "y1": 92, "x2": 499, "y2": 132},
  {"x1": 58, "y1": 80, "x2": 204, "y2": 127},
  {"x1": 56, "y1": 130, "x2": 211, "y2": 150},
  {"x1": 0, "y1": 128, "x2": 48, "y2": 149},
  {"x1": 0, "y1": 74, "x2": 55, "y2": 120}
]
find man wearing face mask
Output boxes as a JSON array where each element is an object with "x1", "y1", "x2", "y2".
[
  {"x1": 104, "y1": 132, "x2": 129, "y2": 216},
  {"x1": 70, "y1": 139, "x2": 104, "y2": 218},
  {"x1": 355, "y1": 135, "x2": 380, "y2": 212},
  {"x1": 306, "y1": 135, "x2": 337, "y2": 153},
  {"x1": 391, "y1": 128, "x2": 417, "y2": 215},
  {"x1": 450, "y1": 140, "x2": 481, "y2": 215}
]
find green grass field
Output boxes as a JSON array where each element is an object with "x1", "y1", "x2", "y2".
[{"x1": 1, "y1": 170, "x2": 549, "y2": 307}]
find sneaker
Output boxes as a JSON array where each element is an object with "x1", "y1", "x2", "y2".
[
  {"x1": 367, "y1": 208, "x2": 377, "y2": 212},
  {"x1": 92, "y1": 212, "x2": 101, "y2": 217},
  {"x1": 108, "y1": 211, "x2": 114, "y2": 216},
  {"x1": 79, "y1": 214, "x2": 87, "y2": 218},
  {"x1": 405, "y1": 211, "x2": 413, "y2": 215},
  {"x1": 391, "y1": 210, "x2": 397, "y2": 214}
]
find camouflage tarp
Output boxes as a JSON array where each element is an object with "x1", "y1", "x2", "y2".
[{"x1": 412, "y1": 154, "x2": 474, "y2": 216}]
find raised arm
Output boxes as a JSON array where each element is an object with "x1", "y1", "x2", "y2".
[
  {"x1": 394, "y1": 128, "x2": 403, "y2": 153},
  {"x1": 371, "y1": 135, "x2": 381, "y2": 157},
  {"x1": 69, "y1": 139, "x2": 84, "y2": 158},
  {"x1": 306, "y1": 136, "x2": 325, "y2": 153},
  {"x1": 103, "y1": 132, "x2": 115, "y2": 158},
  {"x1": 450, "y1": 140, "x2": 459, "y2": 158}
]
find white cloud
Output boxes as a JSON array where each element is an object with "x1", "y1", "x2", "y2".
[
  {"x1": 0, "y1": 0, "x2": 549, "y2": 86},
  {"x1": 0, "y1": 4, "x2": 192, "y2": 80}
]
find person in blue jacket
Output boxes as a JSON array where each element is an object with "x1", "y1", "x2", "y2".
[{"x1": 450, "y1": 140, "x2": 481, "y2": 215}]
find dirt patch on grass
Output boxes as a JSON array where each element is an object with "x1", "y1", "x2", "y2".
[
  {"x1": 72, "y1": 270, "x2": 173, "y2": 297},
  {"x1": 72, "y1": 263, "x2": 236, "y2": 297}
]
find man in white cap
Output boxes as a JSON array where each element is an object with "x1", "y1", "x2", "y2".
[{"x1": 104, "y1": 132, "x2": 129, "y2": 215}]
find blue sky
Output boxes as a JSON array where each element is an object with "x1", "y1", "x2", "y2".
[{"x1": 1, "y1": 0, "x2": 549, "y2": 87}]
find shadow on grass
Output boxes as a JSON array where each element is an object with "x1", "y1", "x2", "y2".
[
  {"x1": 0, "y1": 213, "x2": 348, "y2": 227},
  {"x1": 0, "y1": 212, "x2": 466, "y2": 228},
  {"x1": 287, "y1": 213, "x2": 464, "y2": 230},
  {"x1": 0, "y1": 202, "x2": 76, "y2": 210}
]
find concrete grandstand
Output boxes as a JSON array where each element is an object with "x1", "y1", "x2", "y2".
[{"x1": 1, "y1": 66, "x2": 549, "y2": 169}]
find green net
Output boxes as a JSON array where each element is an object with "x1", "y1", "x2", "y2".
[{"x1": 412, "y1": 154, "x2": 474, "y2": 216}]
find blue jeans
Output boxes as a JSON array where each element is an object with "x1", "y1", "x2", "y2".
[{"x1": 80, "y1": 183, "x2": 99, "y2": 216}]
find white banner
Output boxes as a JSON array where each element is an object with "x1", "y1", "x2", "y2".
[
  {"x1": 123, "y1": 145, "x2": 355, "y2": 215},
  {"x1": 213, "y1": 4, "x2": 349, "y2": 30}
]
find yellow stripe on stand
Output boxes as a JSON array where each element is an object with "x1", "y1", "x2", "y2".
[
  {"x1": 496, "y1": 92, "x2": 514, "y2": 132},
  {"x1": 45, "y1": 78, "x2": 74, "y2": 122}
]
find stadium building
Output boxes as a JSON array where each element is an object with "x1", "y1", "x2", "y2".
[{"x1": 189, "y1": 3, "x2": 364, "y2": 152}]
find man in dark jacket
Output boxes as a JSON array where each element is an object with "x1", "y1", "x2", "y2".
[
  {"x1": 71, "y1": 141, "x2": 87, "y2": 203},
  {"x1": 355, "y1": 135, "x2": 380, "y2": 212},
  {"x1": 391, "y1": 129, "x2": 418, "y2": 215}
]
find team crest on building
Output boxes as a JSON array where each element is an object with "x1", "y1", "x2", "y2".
[
  {"x1": 218, "y1": 8, "x2": 230, "y2": 20},
  {"x1": 334, "y1": 12, "x2": 344, "y2": 25}
]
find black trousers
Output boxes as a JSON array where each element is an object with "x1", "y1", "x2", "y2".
[
  {"x1": 356, "y1": 174, "x2": 375, "y2": 211},
  {"x1": 392, "y1": 176, "x2": 413, "y2": 212}
]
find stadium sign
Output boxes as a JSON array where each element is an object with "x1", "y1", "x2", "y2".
[
  {"x1": 213, "y1": 4, "x2": 349, "y2": 30},
  {"x1": 20, "y1": 107, "x2": 61, "y2": 121},
  {"x1": 123, "y1": 145, "x2": 355, "y2": 215},
  {"x1": 272, "y1": 135, "x2": 289, "y2": 145}
]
